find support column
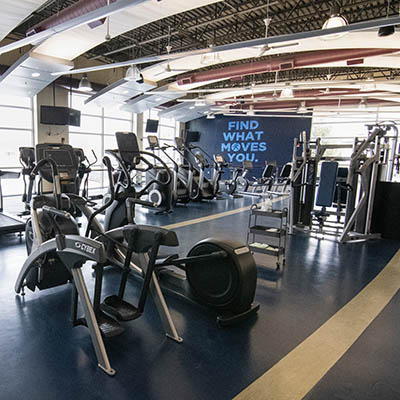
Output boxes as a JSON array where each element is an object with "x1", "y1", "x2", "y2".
[
  {"x1": 136, "y1": 113, "x2": 144, "y2": 150},
  {"x1": 36, "y1": 85, "x2": 70, "y2": 145}
]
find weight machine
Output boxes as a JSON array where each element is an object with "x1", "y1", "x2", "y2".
[{"x1": 288, "y1": 123, "x2": 399, "y2": 242}]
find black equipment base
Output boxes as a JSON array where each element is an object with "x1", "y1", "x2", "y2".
[
  {"x1": 0, "y1": 213, "x2": 25, "y2": 235},
  {"x1": 217, "y1": 303, "x2": 260, "y2": 327}
]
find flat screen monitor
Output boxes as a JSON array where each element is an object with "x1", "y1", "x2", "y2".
[
  {"x1": 145, "y1": 119, "x2": 159, "y2": 133},
  {"x1": 40, "y1": 106, "x2": 81, "y2": 127},
  {"x1": 186, "y1": 131, "x2": 201, "y2": 143}
]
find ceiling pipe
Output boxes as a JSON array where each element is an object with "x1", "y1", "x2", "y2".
[
  {"x1": 215, "y1": 88, "x2": 386, "y2": 104},
  {"x1": 229, "y1": 98, "x2": 394, "y2": 110},
  {"x1": 177, "y1": 48, "x2": 399, "y2": 86},
  {"x1": 26, "y1": 0, "x2": 117, "y2": 36}
]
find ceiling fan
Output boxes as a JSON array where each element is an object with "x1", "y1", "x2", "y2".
[
  {"x1": 257, "y1": 17, "x2": 299, "y2": 57},
  {"x1": 154, "y1": 45, "x2": 191, "y2": 76}
]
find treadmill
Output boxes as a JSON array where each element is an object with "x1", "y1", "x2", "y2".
[{"x1": 0, "y1": 170, "x2": 26, "y2": 235}]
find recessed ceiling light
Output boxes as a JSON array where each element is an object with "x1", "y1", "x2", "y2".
[
  {"x1": 155, "y1": 97, "x2": 162, "y2": 101},
  {"x1": 31, "y1": 72, "x2": 40, "y2": 78},
  {"x1": 189, "y1": 106, "x2": 195, "y2": 109},
  {"x1": 123, "y1": 90, "x2": 129, "y2": 94}
]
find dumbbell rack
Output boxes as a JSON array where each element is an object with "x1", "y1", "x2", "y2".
[{"x1": 246, "y1": 205, "x2": 288, "y2": 270}]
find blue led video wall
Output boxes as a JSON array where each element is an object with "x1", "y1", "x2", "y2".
[{"x1": 185, "y1": 114, "x2": 311, "y2": 178}]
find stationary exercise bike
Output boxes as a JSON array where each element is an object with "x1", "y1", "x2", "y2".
[{"x1": 104, "y1": 132, "x2": 260, "y2": 326}]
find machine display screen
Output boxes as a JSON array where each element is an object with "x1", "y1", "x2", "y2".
[
  {"x1": 43, "y1": 149, "x2": 74, "y2": 167},
  {"x1": 145, "y1": 119, "x2": 159, "y2": 133},
  {"x1": 175, "y1": 137, "x2": 184, "y2": 148},
  {"x1": 147, "y1": 135, "x2": 159, "y2": 147},
  {"x1": 186, "y1": 131, "x2": 201, "y2": 142},
  {"x1": 243, "y1": 161, "x2": 253, "y2": 169}
]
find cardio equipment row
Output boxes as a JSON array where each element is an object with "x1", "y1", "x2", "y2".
[
  {"x1": 145, "y1": 135, "x2": 229, "y2": 213},
  {"x1": 14, "y1": 131, "x2": 260, "y2": 376}
]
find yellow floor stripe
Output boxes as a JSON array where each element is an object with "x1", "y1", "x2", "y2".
[
  {"x1": 162, "y1": 197, "x2": 283, "y2": 230},
  {"x1": 235, "y1": 249, "x2": 400, "y2": 400}
]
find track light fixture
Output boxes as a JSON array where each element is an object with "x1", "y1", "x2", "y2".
[
  {"x1": 297, "y1": 101, "x2": 309, "y2": 114},
  {"x1": 125, "y1": 65, "x2": 143, "y2": 83},
  {"x1": 247, "y1": 105, "x2": 255, "y2": 116},
  {"x1": 206, "y1": 113, "x2": 215, "y2": 119},
  {"x1": 378, "y1": 0, "x2": 396, "y2": 36},
  {"x1": 321, "y1": 5, "x2": 348, "y2": 40},
  {"x1": 280, "y1": 84, "x2": 294, "y2": 98},
  {"x1": 195, "y1": 98, "x2": 206, "y2": 107},
  {"x1": 78, "y1": 74, "x2": 92, "y2": 92},
  {"x1": 358, "y1": 98, "x2": 368, "y2": 109}
]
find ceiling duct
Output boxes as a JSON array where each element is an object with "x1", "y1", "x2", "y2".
[
  {"x1": 230, "y1": 98, "x2": 393, "y2": 111},
  {"x1": 26, "y1": 0, "x2": 117, "y2": 36},
  {"x1": 176, "y1": 48, "x2": 399, "y2": 86}
]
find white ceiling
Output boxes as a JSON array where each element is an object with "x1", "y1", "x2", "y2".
[
  {"x1": 33, "y1": 0, "x2": 222, "y2": 61},
  {"x1": 0, "y1": 0, "x2": 47, "y2": 42}
]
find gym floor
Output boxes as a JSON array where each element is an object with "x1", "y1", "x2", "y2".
[{"x1": 0, "y1": 195, "x2": 399, "y2": 400}]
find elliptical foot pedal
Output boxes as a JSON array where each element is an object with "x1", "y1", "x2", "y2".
[
  {"x1": 102, "y1": 295, "x2": 142, "y2": 321},
  {"x1": 97, "y1": 310, "x2": 125, "y2": 337},
  {"x1": 74, "y1": 311, "x2": 124, "y2": 338}
]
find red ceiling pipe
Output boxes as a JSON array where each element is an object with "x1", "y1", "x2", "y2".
[
  {"x1": 26, "y1": 0, "x2": 117, "y2": 36},
  {"x1": 230, "y1": 98, "x2": 393, "y2": 110},
  {"x1": 215, "y1": 89, "x2": 386, "y2": 106},
  {"x1": 177, "y1": 48, "x2": 399, "y2": 86}
]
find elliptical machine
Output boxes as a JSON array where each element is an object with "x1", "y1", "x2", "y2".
[
  {"x1": 103, "y1": 132, "x2": 260, "y2": 326},
  {"x1": 212, "y1": 154, "x2": 229, "y2": 199},
  {"x1": 147, "y1": 135, "x2": 190, "y2": 204},
  {"x1": 144, "y1": 140, "x2": 174, "y2": 214},
  {"x1": 17, "y1": 145, "x2": 184, "y2": 375},
  {"x1": 14, "y1": 156, "x2": 117, "y2": 375}
]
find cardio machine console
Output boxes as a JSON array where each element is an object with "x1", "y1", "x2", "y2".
[
  {"x1": 242, "y1": 161, "x2": 253, "y2": 170},
  {"x1": 214, "y1": 154, "x2": 224, "y2": 163},
  {"x1": 115, "y1": 131, "x2": 141, "y2": 168},
  {"x1": 19, "y1": 147, "x2": 35, "y2": 170},
  {"x1": 36, "y1": 143, "x2": 79, "y2": 183},
  {"x1": 174, "y1": 137, "x2": 184, "y2": 150},
  {"x1": 147, "y1": 135, "x2": 159, "y2": 149}
]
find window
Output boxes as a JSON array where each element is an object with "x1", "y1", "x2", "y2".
[
  {"x1": 143, "y1": 109, "x2": 181, "y2": 165},
  {"x1": 69, "y1": 93, "x2": 135, "y2": 188},
  {"x1": 0, "y1": 96, "x2": 34, "y2": 198}
]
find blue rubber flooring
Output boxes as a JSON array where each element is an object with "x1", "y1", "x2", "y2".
[{"x1": 0, "y1": 196, "x2": 398, "y2": 400}]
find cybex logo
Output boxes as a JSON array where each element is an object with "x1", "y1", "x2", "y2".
[{"x1": 75, "y1": 242, "x2": 96, "y2": 255}]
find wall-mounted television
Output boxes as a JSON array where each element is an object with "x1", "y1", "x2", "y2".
[
  {"x1": 145, "y1": 119, "x2": 159, "y2": 133},
  {"x1": 40, "y1": 106, "x2": 81, "y2": 127},
  {"x1": 186, "y1": 130, "x2": 201, "y2": 143}
]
